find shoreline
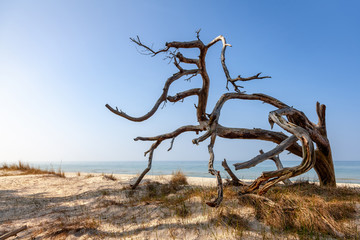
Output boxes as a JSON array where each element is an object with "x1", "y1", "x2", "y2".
[{"x1": 2, "y1": 169, "x2": 360, "y2": 188}]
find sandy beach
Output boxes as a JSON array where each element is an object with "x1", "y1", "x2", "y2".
[{"x1": 1, "y1": 170, "x2": 359, "y2": 239}]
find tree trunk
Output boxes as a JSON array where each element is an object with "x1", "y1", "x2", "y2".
[{"x1": 315, "y1": 149, "x2": 336, "y2": 187}]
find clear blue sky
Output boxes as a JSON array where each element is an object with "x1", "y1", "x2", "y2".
[{"x1": 1, "y1": 1, "x2": 359, "y2": 165}]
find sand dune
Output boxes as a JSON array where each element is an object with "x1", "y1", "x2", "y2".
[{"x1": 1, "y1": 171, "x2": 359, "y2": 239}]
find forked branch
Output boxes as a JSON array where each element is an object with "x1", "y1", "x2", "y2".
[{"x1": 207, "y1": 35, "x2": 271, "y2": 92}]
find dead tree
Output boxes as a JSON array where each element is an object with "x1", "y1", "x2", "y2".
[{"x1": 106, "y1": 32, "x2": 336, "y2": 207}]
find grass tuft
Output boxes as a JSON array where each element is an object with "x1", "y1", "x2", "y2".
[
  {"x1": 169, "y1": 170, "x2": 188, "y2": 186},
  {"x1": 103, "y1": 173, "x2": 117, "y2": 181},
  {"x1": 1, "y1": 161, "x2": 65, "y2": 177}
]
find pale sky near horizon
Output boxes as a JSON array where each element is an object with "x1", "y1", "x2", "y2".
[{"x1": 1, "y1": 1, "x2": 360, "y2": 165}]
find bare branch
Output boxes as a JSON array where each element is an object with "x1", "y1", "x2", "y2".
[
  {"x1": 222, "y1": 159, "x2": 248, "y2": 186},
  {"x1": 167, "y1": 88, "x2": 200, "y2": 103},
  {"x1": 210, "y1": 93, "x2": 289, "y2": 123},
  {"x1": 234, "y1": 135, "x2": 298, "y2": 170},
  {"x1": 176, "y1": 52, "x2": 199, "y2": 65},
  {"x1": 130, "y1": 143, "x2": 157, "y2": 189},
  {"x1": 105, "y1": 69, "x2": 198, "y2": 122},
  {"x1": 196, "y1": 29, "x2": 201, "y2": 40},
  {"x1": 216, "y1": 126, "x2": 303, "y2": 158},
  {"x1": 185, "y1": 73, "x2": 198, "y2": 82},
  {"x1": 173, "y1": 54, "x2": 184, "y2": 72},
  {"x1": 167, "y1": 137, "x2": 175, "y2": 151},
  {"x1": 206, "y1": 35, "x2": 270, "y2": 92},
  {"x1": 134, "y1": 125, "x2": 203, "y2": 142},
  {"x1": 166, "y1": 40, "x2": 205, "y2": 49},
  {"x1": 130, "y1": 36, "x2": 169, "y2": 56},
  {"x1": 206, "y1": 134, "x2": 223, "y2": 207},
  {"x1": 192, "y1": 127, "x2": 214, "y2": 145},
  {"x1": 229, "y1": 72, "x2": 271, "y2": 92},
  {"x1": 231, "y1": 72, "x2": 271, "y2": 82},
  {"x1": 206, "y1": 35, "x2": 227, "y2": 49}
]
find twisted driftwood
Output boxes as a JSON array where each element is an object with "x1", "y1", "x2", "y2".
[
  {"x1": 106, "y1": 32, "x2": 336, "y2": 206},
  {"x1": 240, "y1": 107, "x2": 315, "y2": 195}
]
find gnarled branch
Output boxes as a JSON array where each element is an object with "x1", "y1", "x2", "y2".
[
  {"x1": 242, "y1": 107, "x2": 315, "y2": 195},
  {"x1": 105, "y1": 69, "x2": 198, "y2": 122}
]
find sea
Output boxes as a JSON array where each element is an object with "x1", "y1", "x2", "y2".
[{"x1": 34, "y1": 160, "x2": 360, "y2": 184}]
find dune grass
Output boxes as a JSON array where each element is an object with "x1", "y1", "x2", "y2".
[
  {"x1": 0, "y1": 161, "x2": 65, "y2": 178},
  {"x1": 127, "y1": 173, "x2": 359, "y2": 239},
  {"x1": 169, "y1": 170, "x2": 188, "y2": 186}
]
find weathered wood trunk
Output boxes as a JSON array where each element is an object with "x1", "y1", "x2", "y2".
[{"x1": 315, "y1": 149, "x2": 336, "y2": 187}]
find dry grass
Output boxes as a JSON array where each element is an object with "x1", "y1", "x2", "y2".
[
  {"x1": 210, "y1": 211, "x2": 250, "y2": 233},
  {"x1": 128, "y1": 179, "x2": 359, "y2": 238},
  {"x1": 169, "y1": 170, "x2": 188, "y2": 186},
  {"x1": 102, "y1": 173, "x2": 117, "y2": 181},
  {"x1": 42, "y1": 216, "x2": 100, "y2": 239},
  {"x1": 130, "y1": 171, "x2": 191, "y2": 204},
  {"x1": 1, "y1": 170, "x2": 358, "y2": 239},
  {"x1": 1, "y1": 161, "x2": 65, "y2": 177},
  {"x1": 126, "y1": 172, "x2": 200, "y2": 218},
  {"x1": 237, "y1": 181, "x2": 360, "y2": 238}
]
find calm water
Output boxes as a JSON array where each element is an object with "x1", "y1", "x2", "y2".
[{"x1": 34, "y1": 160, "x2": 360, "y2": 184}]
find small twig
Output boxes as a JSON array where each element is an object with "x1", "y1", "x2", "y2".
[
  {"x1": 167, "y1": 137, "x2": 175, "y2": 151},
  {"x1": 130, "y1": 35, "x2": 169, "y2": 56},
  {"x1": 196, "y1": 29, "x2": 201, "y2": 40},
  {"x1": 161, "y1": 100, "x2": 167, "y2": 109},
  {"x1": 184, "y1": 73, "x2": 198, "y2": 81}
]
